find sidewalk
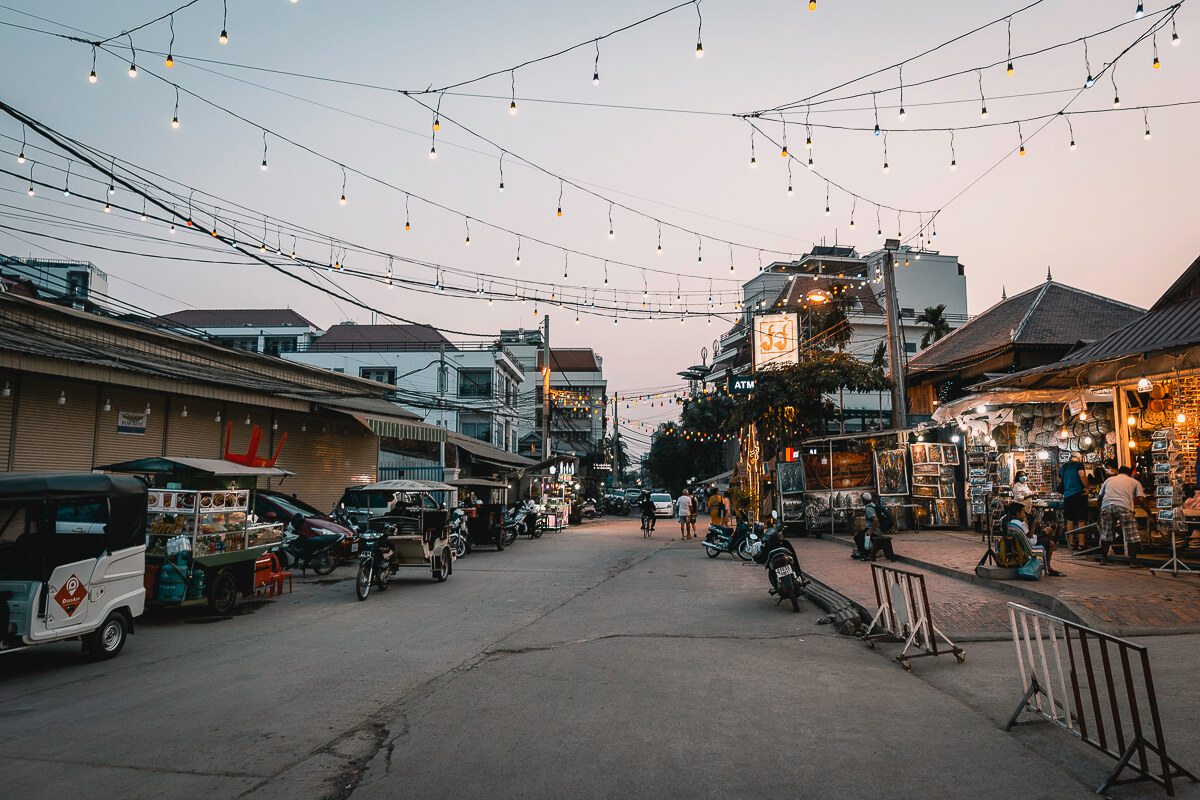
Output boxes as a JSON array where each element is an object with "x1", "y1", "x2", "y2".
[{"x1": 793, "y1": 528, "x2": 1200, "y2": 639}]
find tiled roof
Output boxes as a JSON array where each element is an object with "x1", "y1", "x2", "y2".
[
  {"x1": 770, "y1": 277, "x2": 883, "y2": 314},
  {"x1": 537, "y1": 349, "x2": 601, "y2": 372},
  {"x1": 907, "y1": 281, "x2": 1144, "y2": 375},
  {"x1": 149, "y1": 308, "x2": 317, "y2": 328},
  {"x1": 308, "y1": 324, "x2": 454, "y2": 352}
]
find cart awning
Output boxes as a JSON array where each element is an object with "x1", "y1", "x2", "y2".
[
  {"x1": 448, "y1": 477, "x2": 512, "y2": 489},
  {"x1": 97, "y1": 456, "x2": 295, "y2": 477}
]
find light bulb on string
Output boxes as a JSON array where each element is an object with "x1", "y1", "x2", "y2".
[
  {"x1": 127, "y1": 34, "x2": 138, "y2": 77},
  {"x1": 26, "y1": 163, "x2": 34, "y2": 196},
  {"x1": 1172, "y1": 18, "x2": 1180, "y2": 45},
  {"x1": 17, "y1": 127, "x2": 25, "y2": 164},
  {"x1": 881, "y1": 132, "x2": 889, "y2": 173},
  {"x1": 62, "y1": 161, "x2": 71, "y2": 196},
  {"x1": 464, "y1": 217, "x2": 471, "y2": 246},
  {"x1": 608, "y1": 203, "x2": 615, "y2": 238},
  {"x1": 171, "y1": 87, "x2": 180, "y2": 128},
  {"x1": 657, "y1": 223, "x2": 663, "y2": 254},
  {"x1": 1153, "y1": 33, "x2": 1161, "y2": 68},
  {"x1": 219, "y1": 0, "x2": 229, "y2": 43},
  {"x1": 165, "y1": 14, "x2": 175, "y2": 67},
  {"x1": 749, "y1": 127, "x2": 756, "y2": 167},
  {"x1": 556, "y1": 181, "x2": 563, "y2": 217},
  {"x1": 977, "y1": 70, "x2": 987, "y2": 118},
  {"x1": 1135, "y1": 1, "x2": 1144, "y2": 19},
  {"x1": 897, "y1": 64, "x2": 906, "y2": 119},
  {"x1": 694, "y1": 0, "x2": 703, "y2": 56},
  {"x1": 260, "y1": 130, "x2": 268, "y2": 171},
  {"x1": 1006, "y1": 16, "x2": 1014, "y2": 75},
  {"x1": 1083, "y1": 38, "x2": 1095, "y2": 87},
  {"x1": 872, "y1": 92, "x2": 880, "y2": 135},
  {"x1": 593, "y1": 40, "x2": 601, "y2": 85},
  {"x1": 1066, "y1": 114, "x2": 1076, "y2": 150},
  {"x1": 339, "y1": 166, "x2": 347, "y2": 205},
  {"x1": 949, "y1": 129, "x2": 957, "y2": 169},
  {"x1": 88, "y1": 46, "x2": 98, "y2": 83},
  {"x1": 1017, "y1": 121, "x2": 1025, "y2": 156},
  {"x1": 515, "y1": 236, "x2": 522, "y2": 266},
  {"x1": 509, "y1": 71, "x2": 518, "y2": 114},
  {"x1": 498, "y1": 152, "x2": 505, "y2": 192},
  {"x1": 824, "y1": 181, "x2": 830, "y2": 216},
  {"x1": 1144, "y1": 109, "x2": 1152, "y2": 140}
]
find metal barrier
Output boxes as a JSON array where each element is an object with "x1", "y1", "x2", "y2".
[
  {"x1": 1005, "y1": 602, "x2": 1198, "y2": 796},
  {"x1": 862, "y1": 564, "x2": 965, "y2": 670}
]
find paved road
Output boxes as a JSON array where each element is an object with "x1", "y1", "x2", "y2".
[{"x1": 0, "y1": 518, "x2": 1140, "y2": 799}]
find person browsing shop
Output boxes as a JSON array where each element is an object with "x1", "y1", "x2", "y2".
[
  {"x1": 853, "y1": 492, "x2": 898, "y2": 562},
  {"x1": 1012, "y1": 471, "x2": 1035, "y2": 513},
  {"x1": 1097, "y1": 465, "x2": 1151, "y2": 567},
  {"x1": 1059, "y1": 453, "x2": 1090, "y2": 549}
]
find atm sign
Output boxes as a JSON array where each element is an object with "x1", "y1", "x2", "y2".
[{"x1": 729, "y1": 377, "x2": 757, "y2": 394}]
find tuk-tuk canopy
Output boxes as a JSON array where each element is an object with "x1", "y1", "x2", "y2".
[
  {"x1": 0, "y1": 471, "x2": 147, "y2": 500},
  {"x1": 447, "y1": 477, "x2": 511, "y2": 489},
  {"x1": 360, "y1": 479, "x2": 456, "y2": 493},
  {"x1": 97, "y1": 456, "x2": 294, "y2": 478}
]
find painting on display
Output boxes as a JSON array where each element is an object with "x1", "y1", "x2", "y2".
[
  {"x1": 874, "y1": 449, "x2": 908, "y2": 496},
  {"x1": 777, "y1": 461, "x2": 805, "y2": 496},
  {"x1": 801, "y1": 451, "x2": 874, "y2": 492},
  {"x1": 910, "y1": 443, "x2": 929, "y2": 464}
]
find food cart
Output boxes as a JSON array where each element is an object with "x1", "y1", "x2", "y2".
[
  {"x1": 97, "y1": 457, "x2": 291, "y2": 614},
  {"x1": 448, "y1": 477, "x2": 511, "y2": 552}
]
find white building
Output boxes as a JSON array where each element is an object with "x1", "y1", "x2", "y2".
[
  {"x1": 708, "y1": 244, "x2": 967, "y2": 430},
  {"x1": 148, "y1": 308, "x2": 323, "y2": 355},
  {"x1": 286, "y1": 323, "x2": 526, "y2": 453},
  {"x1": 500, "y1": 328, "x2": 607, "y2": 458},
  {"x1": 1, "y1": 254, "x2": 110, "y2": 312}
]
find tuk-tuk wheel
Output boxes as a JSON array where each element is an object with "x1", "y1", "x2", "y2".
[
  {"x1": 208, "y1": 569, "x2": 238, "y2": 615},
  {"x1": 86, "y1": 611, "x2": 127, "y2": 660},
  {"x1": 433, "y1": 549, "x2": 450, "y2": 582}
]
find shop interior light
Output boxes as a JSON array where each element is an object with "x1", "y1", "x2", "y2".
[
  {"x1": 1137, "y1": 377, "x2": 1153, "y2": 392},
  {"x1": 215, "y1": 412, "x2": 222, "y2": 423},
  {"x1": 950, "y1": 434, "x2": 960, "y2": 443},
  {"x1": 917, "y1": 434, "x2": 925, "y2": 442},
  {"x1": 1037, "y1": 449, "x2": 1050, "y2": 460},
  {"x1": 181, "y1": 405, "x2": 188, "y2": 418},
  {"x1": 1059, "y1": 428, "x2": 1070, "y2": 439},
  {"x1": 1129, "y1": 441, "x2": 1138, "y2": 449},
  {"x1": 144, "y1": 403, "x2": 151, "y2": 415},
  {"x1": 1083, "y1": 436, "x2": 1093, "y2": 446},
  {"x1": 1079, "y1": 411, "x2": 1088, "y2": 420},
  {"x1": 976, "y1": 404, "x2": 988, "y2": 414},
  {"x1": 245, "y1": 415, "x2": 251, "y2": 425},
  {"x1": 1127, "y1": 414, "x2": 1138, "y2": 426},
  {"x1": 1177, "y1": 412, "x2": 1187, "y2": 424}
]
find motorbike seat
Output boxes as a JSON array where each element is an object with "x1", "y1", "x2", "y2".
[{"x1": 709, "y1": 523, "x2": 733, "y2": 536}]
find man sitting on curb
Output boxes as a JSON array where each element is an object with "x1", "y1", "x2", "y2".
[{"x1": 852, "y1": 492, "x2": 899, "y2": 562}]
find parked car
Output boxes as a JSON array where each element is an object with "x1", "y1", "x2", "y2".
[
  {"x1": 334, "y1": 486, "x2": 398, "y2": 529},
  {"x1": 254, "y1": 491, "x2": 359, "y2": 561},
  {"x1": 623, "y1": 488, "x2": 643, "y2": 503},
  {"x1": 650, "y1": 492, "x2": 674, "y2": 517}
]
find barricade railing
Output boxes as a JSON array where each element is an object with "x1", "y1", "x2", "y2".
[
  {"x1": 1005, "y1": 602, "x2": 1197, "y2": 796},
  {"x1": 861, "y1": 564, "x2": 964, "y2": 670}
]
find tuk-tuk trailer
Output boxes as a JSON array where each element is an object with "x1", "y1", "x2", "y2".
[
  {"x1": 0, "y1": 472, "x2": 147, "y2": 660},
  {"x1": 99, "y1": 457, "x2": 290, "y2": 614},
  {"x1": 351, "y1": 479, "x2": 456, "y2": 578},
  {"x1": 449, "y1": 477, "x2": 511, "y2": 552}
]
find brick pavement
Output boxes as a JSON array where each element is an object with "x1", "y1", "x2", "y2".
[
  {"x1": 792, "y1": 536, "x2": 1053, "y2": 639},
  {"x1": 803, "y1": 528, "x2": 1200, "y2": 636}
]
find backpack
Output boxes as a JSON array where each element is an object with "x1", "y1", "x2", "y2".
[
  {"x1": 996, "y1": 519, "x2": 1035, "y2": 568},
  {"x1": 871, "y1": 503, "x2": 895, "y2": 533}
]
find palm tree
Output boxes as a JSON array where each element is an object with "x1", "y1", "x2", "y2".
[{"x1": 915, "y1": 304, "x2": 951, "y2": 349}]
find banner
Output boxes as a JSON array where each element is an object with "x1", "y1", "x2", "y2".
[
  {"x1": 116, "y1": 410, "x2": 147, "y2": 435},
  {"x1": 751, "y1": 313, "x2": 799, "y2": 370}
]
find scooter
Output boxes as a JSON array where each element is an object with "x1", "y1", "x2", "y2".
[
  {"x1": 277, "y1": 516, "x2": 345, "y2": 575},
  {"x1": 581, "y1": 498, "x2": 600, "y2": 520},
  {"x1": 702, "y1": 516, "x2": 758, "y2": 561},
  {"x1": 448, "y1": 508, "x2": 468, "y2": 558},
  {"x1": 354, "y1": 530, "x2": 397, "y2": 601},
  {"x1": 750, "y1": 512, "x2": 807, "y2": 612},
  {"x1": 504, "y1": 502, "x2": 540, "y2": 541}
]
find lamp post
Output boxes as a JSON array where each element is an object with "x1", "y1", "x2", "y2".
[{"x1": 882, "y1": 239, "x2": 908, "y2": 430}]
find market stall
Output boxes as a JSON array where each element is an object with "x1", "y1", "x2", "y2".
[
  {"x1": 522, "y1": 456, "x2": 578, "y2": 530},
  {"x1": 97, "y1": 456, "x2": 292, "y2": 614}
]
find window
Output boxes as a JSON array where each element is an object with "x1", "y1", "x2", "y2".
[
  {"x1": 900, "y1": 308, "x2": 915, "y2": 318},
  {"x1": 221, "y1": 337, "x2": 258, "y2": 353},
  {"x1": 54, "y1": 499, "x2": 108, "y2": 534},
  {"x1": 360, "y1": 367, "x2": 396, "y2": 385},
  {"x1": 905, "y1": 342, "x2": 917, "y2": 354},
  {"x1": 459, "y1": 369, "x2": 492, "y2": 397},
  {"x1": 264, "y1": 337, "x2": 297, "y2": 355},
  {"x1": 462, "y1": 420, "x2": 491, "y2": 442}
]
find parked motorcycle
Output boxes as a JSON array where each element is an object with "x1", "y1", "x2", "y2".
[
  {"x1": 702, "y1": 516, "x2": 758, "y2": 561},
  {"x1": 277, "y1": 515, "x2": 346, "y2": 575},
  {"x1": 603, "y1": 495, "x2": 630, "y2": 516},
  {"x1": 354, "y1": 530, "x2": 398, "y2": 601},
  {"x1": 581, "y1": 498, "x2": 600, "y2": 520},
  {"x1": 751, "y1": 512, "x2": 806, "y2": 612},
  {"x1": 448, "y1": 508, "x2": 468, "y2": 558},
  {"x1": 503, "y1": 502, "x2": 539, "y2": 542}
]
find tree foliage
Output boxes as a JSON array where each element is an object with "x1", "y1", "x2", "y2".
[{"x1": 916, "y1": 303, "x2": 952, "y2": 349}]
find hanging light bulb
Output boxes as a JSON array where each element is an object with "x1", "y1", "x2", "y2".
[
  {"x1": 1172, "y1": 20, "x2": 1180, "y2": 45},
  {"x1": 103, "y1": 202, "x2": 111, "y2": 213},
  {"x1": 1135, "y1": 1, "x2": 1144, "y2": 19},
  {"x1": 165, "y1": 53, "x2": 174, "y2": 68},
  {"x1": 429, "y1": 144, "x2": 437, "y2": 159},
  {"x1": 1127, "y1": 414, "x2": 1137, "y2": 426},
  {"x1": 808, "y1": 0, "x2": 816, "y2": 9},
  {"x1": 128, "y1": 62, "x2": 137, "y2": 78},
  {"x1": 89, "y1": 69, "x2": 97, "y2": 84},
  {"x1": 1178, "y1": 411, "x2": 1187, "y2": 424}
]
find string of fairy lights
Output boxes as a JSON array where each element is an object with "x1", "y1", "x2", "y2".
[{"x1": 0, "y1": 0, "x2": 1193, "y2": 327}]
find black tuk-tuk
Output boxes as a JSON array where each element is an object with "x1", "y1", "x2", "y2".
[{"x1": 449, "y1": 477, "x2": 511, "y2": 552}]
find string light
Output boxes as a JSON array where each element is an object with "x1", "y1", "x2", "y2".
[
  {"x1": 17, "y1": 126, "x2": 24, "y2": 164},
  {"x1": 429, "y1": 121, "x2": 437, "y2": 159},
  {"x1": 563, "y1": 252, "x2": 569, "y2": 279},
  {"x1": 1066, "y1": 114, "x2": 1076, "y2": 150},
  {"x1": 876, "y1": 205, "x2": 882, "y2": 238},
  {"x1": 1083, "y1": 38, "x2": 1095, "y2": 88},
  {"x1": 898, "y1": 65, "x2": 906, "y2": 120},
  {"x1": 949, "y1": 129, "x2": 957, "y2": 169},
  {"x1": 260, "y1": 130, "x2": 268, "y2": 171},
  {"x1": 729, "y1": 243, "x2": 735, "y2": 273},
  {"x1": 608, "y1": 203, "x2": 615, "y2": 238},
  {"x1": 749, "y1": 128, "x2": 757, "y2": 167},
  {"x1": 464, "y1": 217, "x2": 471, "y2": 246},
  {"x1": 786, "y1": 160, "x2": 793, "y2": 196},
  {"x1": 872, "y1": 92, "x2": 880, "y2": 135},
  {"x1": 339, "y1": 166, "x2": 348, "y2": 204},
  {"x1": 88, "y1": 46, "x2": 98, "y2": 83},
  {"x1": 26, "y1": 163, "x2": 34, "y2": 196},
  {"x1": 1006, "y1": 16, "x2": 1014, "y2": 75},
  {"x1": 219, "y1": 0, "x2": 229, "y2": 44},
  {"x1": 1017, "y1": 121, "x2": 1025, "y2": 156},
  {"x1": 696, "y1": 236, "x2": 703, "y2": 264},
  {"x1": 405, "y1": 194, "x2": 411, "y2": 230},
  {"x1": 780, "y1": 119, "x2": 788, "y2": 157},
  {"x1": 1144, "y1": 109, "x2": 1152, "y2": 140},
  {"x1": 593, "y1": 40, "x2": 601, "y2": 85},
  {"x1": 127, "y1": 34, "x2": 137, "y2": 78},
  {"x1": 977, "y1": 70, "x2": 987, "y2": 118},
  {"x1": 1135, "y1": 1, "x2": 1144, "y2": 19},
  {"x1": 1153, "y1": 33, "x2": 1161, "y2": 68},
  {"x1": 498, "y1": 152, "x2": 505, "y2": 192},
  {"x1": 433, "y1": 93, "x2": 442, "y2": 131},
  {"x1": 171, "y1": 87, "x2": 180, "y2": 128},
  {"x1": 557, "y1": 180, "x2": 563, "y2": 216},
  {"x1": 1111, "y1": 70, "x2": 1120, "y2": 107},
  {"x1": 509, "y1": 70, "x2": 518, "y2": 114},
  {"x1": 515, "y1": 235, "x2": 521, "y2": 265},
  {"x1": 657, "y1": 222, "x2": 662, "y2": 254},
  {"x1": 62, "y1": 161, "x2": 71, "y2": 196},
  {"x1": 165, "y1": 14, "x2": 174, "y2": 67},
  {"x1": 1172, "y1": 18, "x2": 1180, "y2": 45},
  {"x1": 881, "y1": 131, "x2": 889, "y2": 173},
  {"x1": 849, "y1": 196, "x2": 857, "y2": 228},
  {"x1": 824, "y1": 181, "x2": 830, "y2": 216},
  {"x1": 694, "y1": 0, "x2": 703, "y2": 57}
]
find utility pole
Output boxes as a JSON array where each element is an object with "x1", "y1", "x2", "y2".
[
  {"x1": 881, "y1": 240, "x2": 908, "y2": 430},
  {"x1": 541, "y1": 315, "x2": 551, "y2": 460},
  {"x1": 612, "y1": 394, "x2": 621, "y2": 489}
]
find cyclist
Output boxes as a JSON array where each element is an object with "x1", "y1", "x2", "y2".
[{"x1": 639, "y1": 491, "x2": 656, "y2": 536}]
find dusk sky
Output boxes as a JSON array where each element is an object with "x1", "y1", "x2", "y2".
[{"x1": 1, "y1": 0, "x2": 1196, "y2": 455}]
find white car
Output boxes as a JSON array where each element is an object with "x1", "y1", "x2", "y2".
[{"x1": 649, "y1": 493, "x2": 674, "y2": 517}]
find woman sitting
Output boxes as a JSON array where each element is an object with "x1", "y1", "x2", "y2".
[{"x1": 998, "y1": 502, "x2": 1065, "y2": 577}]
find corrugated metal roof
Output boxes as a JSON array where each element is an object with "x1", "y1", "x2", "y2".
[{"x1": 150, "y1": 308, "x2": 317, "y2": 328}]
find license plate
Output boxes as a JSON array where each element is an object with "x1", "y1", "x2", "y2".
[
  {"x1": 350, "y1": 544, "x2": 359, "y2": 553},
  {"x1": 775, "y1": 564, "x2": 794, "y2": 578}
]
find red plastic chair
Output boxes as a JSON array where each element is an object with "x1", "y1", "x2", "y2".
[{"x1": 267, "y1": 552, "x2": 292, "y2": 596}]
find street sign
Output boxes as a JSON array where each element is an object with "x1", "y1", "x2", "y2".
[{"x1": 729, "y1": 376, "x2": 757, "y2": 394}]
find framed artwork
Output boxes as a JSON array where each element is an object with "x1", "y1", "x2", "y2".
[
  {"x1": 913, "y1": 463, "x2": 941, "y2": 476},
  {"x1": 910, "y1": 443, "x2": 929, "y2": 464},
  {"x1": 874, "y1": 449, "x2": 909, "y2": 496},
  {"x1": 777, "y1": 461, "x2": 805, "y2": 496},
  {"x1": 1157, "y1": 485, "x2": 1174, "y2": 497}
]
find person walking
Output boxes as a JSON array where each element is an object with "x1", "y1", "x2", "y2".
[
  {"x1": 707, "y1": 489, "x2": 724, "y2": 525},
  {"x1": 853, "y1": 492, "x2": 898, "y2": 562},
  {"x1": 722, "y1": 491, "x2": 733, "y2": 524},
  {"x1": 1097, "y1": 465, "x2": 1151, "y2": 567},
  {"x1": 676, "y1": 489, "x2": 693, "y2": 540},
  {"x1": 1060, "y1": 453, "x2": 1090, "y2": 549}
]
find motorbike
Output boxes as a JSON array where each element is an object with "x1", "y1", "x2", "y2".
[
  {"x1": 277, "y1": 516, "x2": 346, "y2": 575},
  {"x1": 503, "y1": 502, "x2": 540, "y2": 542},
  {"x1": 750, "y1": 512, "x2": 807, "y2": 613},
  {"x1": 580, "y1": 498, "x2": 600, "y2": 520},
  {"x1": 354, "y1": 530, "x2": 398, "y2": 600},
  {"x1": 702, "y1": 516, "x2": 759, "y2": 561},
  {"x1": 448, "y1": 508, "x2": 468, "y2": 558},
  {"x1": 603, "y1": 495, "x2": 630, "y2": 516}
]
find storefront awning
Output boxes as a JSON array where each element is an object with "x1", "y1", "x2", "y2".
[
  {"x1": 447, "y1": 432, "x2": 536, "y2": 468},
  {"x1": 932, "y1": 388, "x2": 1114, "y2": 425},
  {"x1": 314, "y1": 398, "x2": 446, "y2": 443}
]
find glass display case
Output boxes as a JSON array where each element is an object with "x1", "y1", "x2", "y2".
[{"x1": 146, "y1": 489, "x2": 284, "y2": 561}]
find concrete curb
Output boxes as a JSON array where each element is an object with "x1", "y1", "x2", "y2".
[{"x1": 813, "y1": 533, "x2": 1200, "y2": 638}]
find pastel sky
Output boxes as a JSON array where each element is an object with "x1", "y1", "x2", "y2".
[{"x1": 1, "y1": 0, "x2": 1196, "y2": 457}]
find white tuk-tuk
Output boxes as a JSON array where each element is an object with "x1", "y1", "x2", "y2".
[{"x1": 0, "y1": 472, "x2": 147, "y2": 660}]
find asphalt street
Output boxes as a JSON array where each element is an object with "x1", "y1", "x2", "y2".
[{"x1": 0, "y1": 517, "x2": 1188, "y2": 799}]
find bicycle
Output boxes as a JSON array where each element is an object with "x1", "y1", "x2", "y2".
[{"x1": 641, "y1": 513, "x2": 655, "y2": 538}]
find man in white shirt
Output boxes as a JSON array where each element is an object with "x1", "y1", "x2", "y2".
[
  {"x1": 676, "y1": 490, "x2": 693, "y2": 540},
  {"x1": 1098, "y1": 465, "x2": 1151, "y2": 567}
]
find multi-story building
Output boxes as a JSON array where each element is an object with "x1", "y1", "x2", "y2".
[
  {"x1": 707, "y1": 244, "x2": 967, "y2": 430},
  {"x1": 148, "y1": 308, "x2": 323, "y2": 355},
  {"x1": 500, "y1": 328, "x2": 607, "y2": 458},
  {"x1": 286, "y1": 323, "x2": 525, "y2": 453},
  {"x1": 0, "y1": 254, "x2": 110, "y2": 312}
]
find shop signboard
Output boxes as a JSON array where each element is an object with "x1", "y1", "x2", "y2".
[
  {"x1": 751, "y1": 313, "x2": 799, "y2": 370},
  {"x1": 729, "y1": 376, "x2": 757, "y2": 394},
  {"x1": 116, "y1": 410, "x2": 147, "y2": 435}
]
